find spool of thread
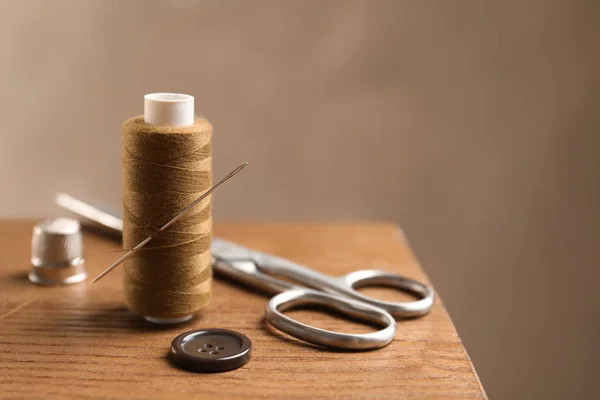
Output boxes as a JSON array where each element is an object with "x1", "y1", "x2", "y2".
[{"x1": 122, "y1": 93, "x2": 212, "y2": 324}]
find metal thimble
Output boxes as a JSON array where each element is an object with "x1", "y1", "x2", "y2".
[{"x1": 29, "y1": 217, "x2": 87, "y2": 285}]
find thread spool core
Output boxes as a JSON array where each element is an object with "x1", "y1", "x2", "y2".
[
  {"x1": 145, "y1": 315, "x2": 194, "y2": 325},
  {"x1": 141, "y1": 92, "x2": 197, "y2": 325},
  {"x1": 144, "y1": 93, "x2": 194, "y2": 127}
]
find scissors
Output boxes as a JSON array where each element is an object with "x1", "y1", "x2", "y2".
[
  {"x1": 212, "y1": 238, "x2": 434, "y2": 350},
  {"x1": 56, "y1": 194, "x2": 435, "y2": 350}
]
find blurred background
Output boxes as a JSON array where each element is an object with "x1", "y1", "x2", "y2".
[{"x1": 1, "y1": 0, "x2": 599, "y2": 398}]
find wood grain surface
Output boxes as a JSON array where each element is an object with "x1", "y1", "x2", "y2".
[{"x1": 0, "y1": 221, "x2": 486, "y2": 399}]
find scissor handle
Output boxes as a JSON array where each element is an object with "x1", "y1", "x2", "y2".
[
  {"x1": 333, "y1": 270, "x2": 435, "y2": 318},
  {"x1": 266, "y1": 288, "x2": 397, "y2": 350},
  {"x1": 252, "y1": 252, "x2": 435, "y2": 319}
]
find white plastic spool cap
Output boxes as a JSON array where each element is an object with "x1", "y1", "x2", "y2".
[
  {"x1": 144, "y1": 93, "x2": 194, "y2": 127},
  {"x1": 141, "y1": 93, "x2": 195, "y2": 324}
]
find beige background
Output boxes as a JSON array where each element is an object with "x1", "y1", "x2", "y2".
[{"x1": 1, "y1": 1, "x2": 599, "y2": 398}]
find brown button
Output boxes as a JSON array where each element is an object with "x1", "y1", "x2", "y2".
[{"x1": 170, "y1": 329, "x2": 252, "y2": 373}]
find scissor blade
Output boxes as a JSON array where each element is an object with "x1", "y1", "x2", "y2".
[
  {"x1": 211, "y1": 238, "x2": 257, "y2": 261},
  {"x1": 55, "y1": 193, "x2": 123, "y2": 236}
]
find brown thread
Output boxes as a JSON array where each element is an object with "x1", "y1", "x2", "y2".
[{"x1": 122, "y1": 116, "x2": 212, "y2": 318}]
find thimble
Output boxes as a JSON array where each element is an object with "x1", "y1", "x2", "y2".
[{"x1": 29, "y1": 217, "x2": 87, "y2": 285}]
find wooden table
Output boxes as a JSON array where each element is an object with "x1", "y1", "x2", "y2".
[{"x1": 0, "y1": 221, "x2": 486, "y2": 399}]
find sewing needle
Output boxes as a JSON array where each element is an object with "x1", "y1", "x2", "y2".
[{"x1": 90, "y1": 161, "x2": 248, "y2": 284}]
